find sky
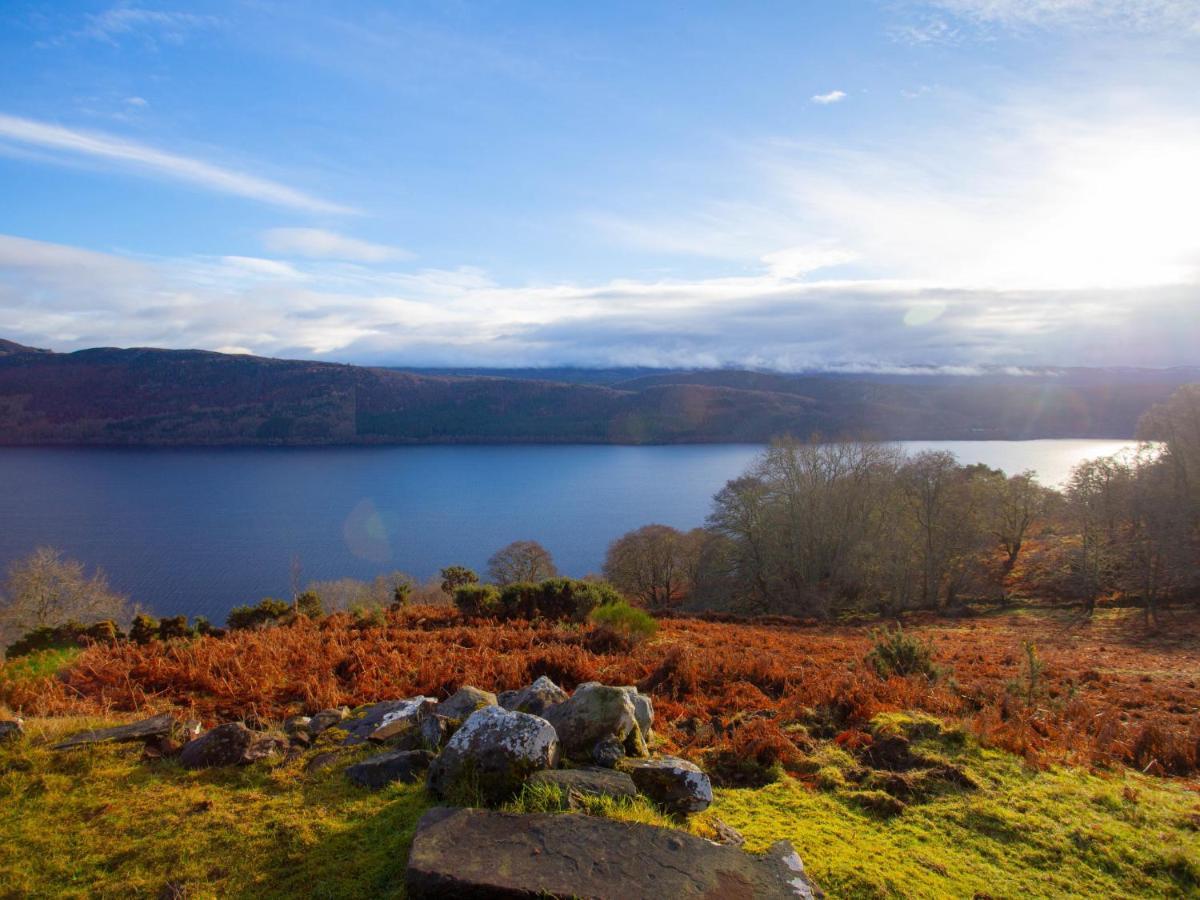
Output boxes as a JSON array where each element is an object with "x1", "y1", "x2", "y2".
[{"x1": 0, "y1": 0, "x2": 1198, "y2": 371}]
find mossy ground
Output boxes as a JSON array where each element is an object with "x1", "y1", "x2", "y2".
[{"x1": 2, "y1": 712, "x2": 1197, "y2": 899}]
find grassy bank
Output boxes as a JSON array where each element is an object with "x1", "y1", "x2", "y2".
[{"x1": 2, "y1": 713, "x2": 1196, "y2": 899}]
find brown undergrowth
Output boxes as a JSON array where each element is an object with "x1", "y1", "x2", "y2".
[{"x1": 4, "y1": 604, "x2": 1199, "y2": 780}]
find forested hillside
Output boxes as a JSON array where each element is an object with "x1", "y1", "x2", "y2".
[{"x1": 0, "y1": 339, "x2": 1195, "y2": 445}]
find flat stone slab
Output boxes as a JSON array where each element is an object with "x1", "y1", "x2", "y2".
[
  {"x1": 53, "y1": 713, "x2": 175, "y2": 750},
  {"x1": 406, "y1": 807, "x2": 823, "y2": 899},
  {"x1": 340, "y1": 699, "x2": 435, "y2": 745},
  {"x1": 528, "y1": 767, "x2": 637, "y2": 802},
  {"x1": 345, "y1": 749, "x2": 434, "y2": 789}
]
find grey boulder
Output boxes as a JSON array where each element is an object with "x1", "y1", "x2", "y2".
[
  {"x1": 497, "y1": 675, "x2": 569, "y2": 716},
  {"x1": 179, "y1": 722, "x2": 286, "y2": 769},
  {"x1": 307, "y1": 707, "x2": 349, "y2": 737},
  {"x1": 345, "y1": 748, "x2": 435, "y2": 790},
  {"x1": 543, "y1": 683, "x2": 648, "y2": 766},
  {"x1": 621, "y1": 756, "x2": 713, "y2": 815},
  {"x1": 427, "y1": 705, "x2": 559, "y2": 806},
  {"x1": 529, "y1": 766, "x2": 638, "y2": 803},
  {"x1": 436, "y1": 686, "x2": 497, "y2": 721},
  {"x1": 0, "y1": 719, "x2": 24, "y2": 744}
]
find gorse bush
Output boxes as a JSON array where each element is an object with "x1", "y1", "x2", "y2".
[
  {"x1": 129, "y1": 614, "x2": 160, "y2": 645},
  {"x1": 589, "y1": 601, "x2": 658, "y2": 642},
  {"x1": 867, "y1": 625, "x2": 940, "y2": 680},
  {"x1": 453, "y1": 583, "x2": 501, "y2": 617},
  {"x1": 454, "y1": 578, "x2": 621, "y2": 622},
  {"x1": 226, "y1": 598, "x2": 291, "y2": 631},
  {"x1": 5, "y1": 620, "x2": 124, "y2": 659}
]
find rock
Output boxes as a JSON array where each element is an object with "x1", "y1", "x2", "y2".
[
  {"x1": 53, "y1": 713, "x2": 176, "y2": 750},
  {"x1": 406, "y1": 807, "x2": 823, "y2": 899},
  {"x1": 528, "y1": 767, "x2": 638, "y2": 803},
  {"x1": 711, "y1": 817, "x2": 746, "y2": 847},
  {"x1": 305, "y1": 750, "x2": 344, "y2": 774},
  {"x1": 621, "y1": 756, "x2": 713, "y2": 815},
  {"x1": 437, "y1": 686, "x2": 497, "y2": 721},
  {"x1": 591, "y1": 735, "x2": 626, "y2": 768},
  {"x1": 178, "y1": 723, "x2": 286, "y2": 769},
  {"x1": 338, "y1": 698, "x2": 436, "y2": 745},
  {"x1": 543, "y1": 683, "x2": 647, "y2": 765},
  {"x1": 346, "y1": 748, "x2": 435, "y2": 790},
  {"x1": 308, "y1": 707, "x2": 349, "y2": 737},
  {"x1": 427, "y1": 705, "x2": 559, "y2": 806},
  {"x1": 497, "y1": 675, "x2": 569, "y2": 716},
  {"x1": 284, "y1": 716, "x2": 311, "y2": 737},
  {"x1": 627, "y1": 689, "x2": 654, "y2": 740},
  {"x1": 418, "y1": 714, "x2": 454, "y2": 751},
  {"x1": 0, "y1": 719, "x2": 24, "y2": 744}
]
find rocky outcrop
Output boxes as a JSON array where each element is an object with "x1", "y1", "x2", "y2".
[
  {"x1": 498, "y1": 675, "x2": 569, "y2": 716},
  {"x1": 528, "y1": 766, "x2": 638, "y2": 802},
  {"x1": 620, "y1": 756, "x2": 713, "y2": 815},
  {"x1": 426, "y1": 705, "x2": 559, "y2": 805},
  {"x1": 53, "y1": 713, "x2": 177, "y2": 750},
  {"x1": 542, "y1": 682, "x2": 648, "y2": 766},
  {"x1": 406, "y1": 807, "x2": 824, "y2": 899},
  {"x1": 436, "y1": 686, "x2": 496, "y2": 721},
  {"x1": 0, "y1": 719, "x2": 24, "y2": 743},
  {"x1": 178, "y1": 723, "x2": 286, "y2": 769},
  {"x1": 345, "y1": 749, "x2": 435, "y2": 789}
]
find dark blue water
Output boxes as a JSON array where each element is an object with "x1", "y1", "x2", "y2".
[{"x1": 0, "y1": 440, "x2": 1138, "y2": 621}]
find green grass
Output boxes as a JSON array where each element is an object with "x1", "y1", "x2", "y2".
[
  {"x1": 1, "y1": 713, "x2": 1197, "y2": 899},
  {"x1": 714, "y1": 731, "x2": 1200, "y2": 899},
  {"x1": 0, "y1": 647, "x2": 82, "y2": 686}
]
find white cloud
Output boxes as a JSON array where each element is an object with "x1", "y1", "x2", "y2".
[
  {"x1": 1, "y1": 232, "x2": 1196, "y2": 370},
  {"x1": 261, "y1": 228, "x2": 410, "y2": 263},
  {"x1": 221, "y1": 256, "x2": 304, "y2": 279},
  {"x1": 124, "y1": 97, "x2": 148, "y2": 108},
  {"x1": 810, "y1": 90, "x2": 847, "y2": 105},
  {"x1": 0, "y1": 113, "x2": 352, "y2": 214}
]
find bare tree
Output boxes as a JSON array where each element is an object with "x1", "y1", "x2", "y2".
[
  {"x1": 487, "y1": 540, "x2": 558, "y2": 585},
  {"x1": 603, "y1": 524, "x2": 698, "y2": 610},
  {"x1": 0, "y1": 547, "x2": 132, "y2": 646}
]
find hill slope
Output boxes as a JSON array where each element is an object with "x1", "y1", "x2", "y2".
[{"x1": 0, "y1": 340, "x2": 1193, "y2": 445}]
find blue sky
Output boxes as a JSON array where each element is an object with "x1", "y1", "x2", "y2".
[{"x1": 1, "y1": 1, "x2": 1198, "y2": 369}]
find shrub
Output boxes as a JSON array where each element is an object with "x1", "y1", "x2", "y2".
[
  {"x1": 129, "y1": 614, "x2": 160, "y2": 645},
  {"x1": 454, "y1": 583, "x2": 501, "y2": 617},
  {"x1": 867, "y1": 625, "x2": 939, "y2": 680},
  {"x1": 157, "y1": 615, "x2": 194, "y2": 641},
  {"x1": 389, "y1": 582, "x2": 412, "y2": 611},
  {"x1": 295, "y1": 591, "x2": 324, "y2": 618},
  {"x1": 499, "y1": 578, "x2": 621, "y2": 623},
  {"x1": 5, "y1": 622, "x2": 85, "y2": 659},
  {"x1": 226, "y1": 598, "x2": 290, "y2": 631},
  {"x1": 588, "y1": 600, "x2": 658, "y2": 652},
  {"x1": 84, "y1": 620, "x2": 122, "y2": 643}
]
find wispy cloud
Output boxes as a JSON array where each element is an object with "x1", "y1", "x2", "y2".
[
  {"x1": 73, "y1": 5, "x2": 219, "y2": 46},
  {"x1": 810, "y1": 90, "x2": 847, "y2": 105},
  {"x1": 916, "y1": 0, "x2": 1200, "y2": 33},
  {"x1": 0, "y1": 113, "x2": 352, "y2": 214},
  {"x1": 262, "y1": 228, "x2": 410, "y2": 263}
]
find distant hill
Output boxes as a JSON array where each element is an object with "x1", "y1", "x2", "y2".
[{"x1": 0, "y1": 340, "x2": 1194, "y2": 445}]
